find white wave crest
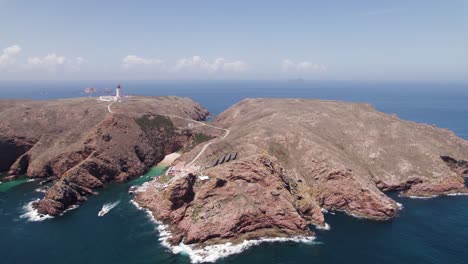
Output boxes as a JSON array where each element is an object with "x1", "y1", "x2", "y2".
[
  {"x1": 171, "y1": 236, "x2": 315, "y2": 263},
  {"x1": 316, "y1": 223, "x2": 331, "y2": 230},
  {"x1": 407, "y1": 195, "x2": 438, "y2": 199},
  {"x1": 396, "y1": 202, "x2": 404, "y2": 209},
  {"x1": 130, "y1": 199, "x2": 161, "y2": 224},
  {"x1": 131, "y1": 199, "x2": 316, "y2": 263},
  {"x1": 35, "y1": 187, "x2": 47, "y2": 193},
  {"x1": 19, "y1": 199, "x2": 53, "y2": 222},
  {"x1": 64, "y1": 204, "x2": 79, "y2": 213},
  {"x1": 447, "y1": 192, "x2": 468, "y2": 196}
]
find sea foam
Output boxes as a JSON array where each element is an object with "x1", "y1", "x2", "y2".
[
  {"x1": 407, "y1": 195, "x2": 438, "y2": 199},
  {"x1": 35, "y1": 187, "x2": 47, "y2": 193},
  {"x1": 316, "y1": 223, "x2": 331, "y2": 231},
  {"x1": 170, "y1": 236, "x2": 315, "y2": 263},
  {"x1": 131, "y1": 199, "x2": 316, "y2": 263},
  {"x1": 19, "y1": 199, "x2": 53, "y2": 222},
  {"x1": 446, "y1": 192, "x2": 468, "y2": 196}
]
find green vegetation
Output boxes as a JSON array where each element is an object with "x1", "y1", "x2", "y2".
[
  {"x1": 181, "y1": 132, "x2": 214, "y2": 152},
  {"x1": 193, "y1": 133, "x2": 212, "y2": 146},
  {"x1": 156, "y1": 174, "x2": 171, "y2": 184},
  {"x1": 134, "y1": 114, "x2": 175, "y2": 153},
  {"x1": 134, "y1": 114, "x2": 175, "y2": 135},
  {"x1": 191, "y1": 205, "x2": 202, "y2": 221}
]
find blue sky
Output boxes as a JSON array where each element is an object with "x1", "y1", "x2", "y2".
[{"x1": 0, "y1": 0, "x2": 467, "y2": 80}]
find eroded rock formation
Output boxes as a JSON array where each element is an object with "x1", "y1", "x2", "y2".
[
  {"x1": 136, "y1": 155, "x2": 318, "y2": 246},
  {"x1": 136, "y1": 98, "x2": 468, "y2": 247},
  {"x1": 0, "y1": 96, "x2": 211, "y2": 215}
]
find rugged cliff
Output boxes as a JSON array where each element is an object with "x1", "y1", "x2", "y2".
[
  {"x1": 136, "y1": 98, "x2": 468, "y2": 247},
  {"x1": 0, "y1": 96, "x2": 210, "y2": 215}
]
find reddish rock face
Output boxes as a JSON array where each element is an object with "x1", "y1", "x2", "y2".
[
  {"x1": 134, "y1": 98, "x2": 468, "y2": 248},
  {"x1": 136, "y1": 155, "x2": 320, "y2": 246},
  {"x1": 0, "y1": 96, "x2": 211, "y2": 216}
]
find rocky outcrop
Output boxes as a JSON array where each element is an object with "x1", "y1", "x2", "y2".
[
  {"x1": 0, "y1": 96, "x2": 211, "y2": 215},
  {"x1": 136, "y1": 155, "x2": 318, "y2": 246},
  {"x1": 441, "y1": 156, "x2": 468, "y2": 176},
  {"x1": 134, "y1": 98, "x2": 468, "y2": 247}
]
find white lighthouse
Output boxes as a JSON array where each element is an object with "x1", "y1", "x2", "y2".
[
  {"x1": 116, "y1": 84, "x2": 122, "y2": 98},
  {"x1": 98, "y1": 83, "x2": 123, "y2": 102}
]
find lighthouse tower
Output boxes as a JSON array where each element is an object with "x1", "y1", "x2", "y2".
[{"x1": 116, "y1": 84, "x2": 122, "y2": 98}]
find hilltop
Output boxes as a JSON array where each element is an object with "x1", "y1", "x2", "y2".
[
  {"x1": 136, "y1": 98, "x2": 468, "y2": 247},
  {"x1": 0, "y1": 96, "x2": 211, "y2": 215}
]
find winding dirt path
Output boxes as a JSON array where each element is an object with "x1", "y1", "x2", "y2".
[
  {"x1": 107, "y1": 101, "x2": 116, "y2": 113},
  {"x1": 165, "y1": 115, "x2": 229, "y2": 165}
]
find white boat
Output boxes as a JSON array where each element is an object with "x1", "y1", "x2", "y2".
[{"x1": 98, "y1": 201, "x2": 120, "y2": 217}]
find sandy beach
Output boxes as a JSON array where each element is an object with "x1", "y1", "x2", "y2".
[{"x1": 158, "y1": 153, "x2": 181, "y2": 166}]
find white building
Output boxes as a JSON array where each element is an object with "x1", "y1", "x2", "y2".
[
  {"x1": 116, "y1": 84, "x2": 121, "y2": 98},
  {"x1": 98, "y1": 84, "x2": 122, "y2": 102}
]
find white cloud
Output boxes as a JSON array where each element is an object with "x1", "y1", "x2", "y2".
[
  {"x1": 122, "y1": 55, "x2": 165, "y2": 69},
  {"x1": 282, "y1": 59, "x2": 327, "y2": 73},
  {"x1": 27, "y1": 54, "x2": 86, "y2": 72},
  {"x1": 28, "y1": 54, "x2": 66, "y2": 67},
  {"x1": 173, "y1": 56, "x2": 248, "y2": 73},
  {"x1": 0, "y1": 45, "x2": 22, "y2": 68},
  {"x1": 75, "y1": 57, "x2": 87, "y2": 65}
]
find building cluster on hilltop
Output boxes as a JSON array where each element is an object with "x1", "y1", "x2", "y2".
[{"x1": 98, "y1": 84, "x2": 123, "y2": 102}]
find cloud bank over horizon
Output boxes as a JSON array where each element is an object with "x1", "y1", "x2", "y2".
[
  {"x1": 121, "y1": 55, "x2": 249, "y2": 74},
  {"x1": 282, "y1": 59, "x2": 327, "y2": 74},
  {"x1": 0, "y1": 45, "x2": 88, "y2": 77},
  {"x1": 0, "y1": 45, "x2": 330, "y2": 80},
  {"x1": 1, "y1": 1, "x2": 466, "y2": 81}
]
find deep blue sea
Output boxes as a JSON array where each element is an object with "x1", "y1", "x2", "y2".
[{"x1": 1, "y1": 80, "x2": 467, "y2": 264}]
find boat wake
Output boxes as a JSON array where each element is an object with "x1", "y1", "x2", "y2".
[
  {"x1": 19, "y1": 199, "x2": 53, "y2": 222},
  {"x1": 98, "y1": 201, "x2": 120, "y2": 217}
]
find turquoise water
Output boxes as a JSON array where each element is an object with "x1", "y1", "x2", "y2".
[
  {"x1": 1, "y1": 80, "x2": 468, "y2": 264},
  {"x1": 0, "y1": 176, "x2": 29, "y2": 192}
]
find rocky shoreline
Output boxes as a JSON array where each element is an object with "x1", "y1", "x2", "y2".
[
  {"x1": 134, "y1": 98, "x2": 468, "y2": 252},
  {"x1": 0, "y1": 96, "x2": 212, "y2": 216},
  {"x1": 2, "y1": 96, "x2": 468, "y2": 258}
]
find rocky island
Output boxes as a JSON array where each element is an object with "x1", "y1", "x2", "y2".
[
  {"x1": 2, "y1": 96, "x2": 468, "y2": 259},
  {"x1": 135, "y1": 98, "x2": 468, "y2": 251},
  {"x1": 0, "y1": 96, "x2": 211, "y2": 215}
]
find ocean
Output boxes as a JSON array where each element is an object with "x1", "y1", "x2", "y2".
[{"x1": 0, "y1": 80, "x2": 467, "y2": 264}]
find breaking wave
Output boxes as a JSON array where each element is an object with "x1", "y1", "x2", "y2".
[
  {"x1": 168, "y1": 234, "x2": 316, "y2": 263},
  {"x1": 19, "y1": 199, "x2": 53, "y2": 222},
  {"x1": 131, "y1": 199, "x2": 316, "y2": 263},
  {"x1": 407, "y1": 195, "x2": 438, "y2": 199},
  {"x1": 447, "y1": 193, "x2": 468, "y2": 196},
  {"x1": 35, "y1": 187, "x2": 47, "y2": 193},
  {"x1": 316, "y1": 223, "x2": 331, "y2": 230}
]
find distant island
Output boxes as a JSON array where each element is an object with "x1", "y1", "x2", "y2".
[{"x1": 1, "y1": 95, "x2": 467, "y2": 258}]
